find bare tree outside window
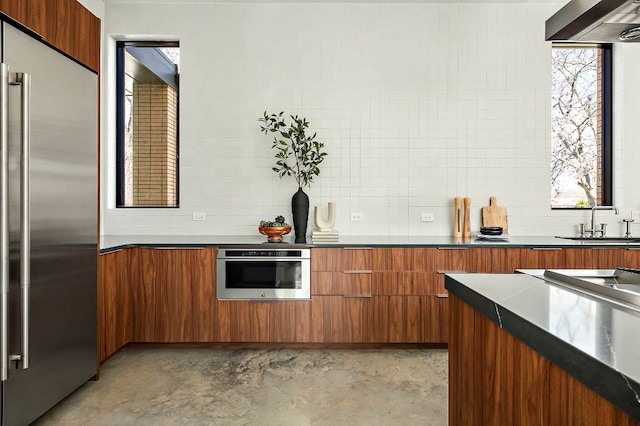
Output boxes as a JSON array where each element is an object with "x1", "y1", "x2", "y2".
[{"x1": 551, "y1": 46, "x2": 601, "y2": 208}]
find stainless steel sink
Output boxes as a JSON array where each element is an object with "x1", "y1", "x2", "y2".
[
  {"x1": 543, "y1": 268, "x2": 640, "y2": 310},
  {"x1": 556, "y1": 236, "x2": 640, "y2": 243}
]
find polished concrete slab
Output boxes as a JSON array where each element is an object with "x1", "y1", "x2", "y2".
[{"x1": 33, "y1": 348, "x2": 448, "y2": 425}]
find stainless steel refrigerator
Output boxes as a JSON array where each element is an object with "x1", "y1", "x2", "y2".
[{"x1": 0, "y1": 19, "x2": 98, "y2": 426}]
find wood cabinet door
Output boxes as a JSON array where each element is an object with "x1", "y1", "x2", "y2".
[
  {"x1": 520, "y1": 248, "x2": 565, "y2": 269},
  {"x1": 405, "y1": 271, "x2": 447, "y2": 295},
  {"x1": 372, "y1": 248, "x2": 405, "y2": 271},
  {"x1": 217, "y1": 300, "x2": 311, "y2": 343},
  {"x1": 469, "y1": 248, "x2": 525, "y2": 273},
  {"x1": 406, "y1": 247, "x2": 469, "y2": 271},
  {"x1": 98, "y1": 249, "x2": 134, "y2": 363},
  {"x1": 311, "y1": 295, "x2": 403, "y2": 343},
  {"x1": 132, "y1": 248, "x2": 177, "y2": 342},
  {"x1": 405, "y1": 295, "x2": 449, "y2": 343},
  {"x1": 176, "y1": 248, "x2": 217, "y2": 342},
  {"x1": 0, "y1": 0, "x2": 28, "y2": 24},
  {"x1": 311, "y1": 247, "x2": 372, "y2": 271},
  {"x1": 311, "y1": 271, "x2": 372, "y2": 295}
]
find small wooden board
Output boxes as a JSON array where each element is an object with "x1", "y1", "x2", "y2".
[{"x1": 482, "y1": 196, "x2": 508, "y2": 232}]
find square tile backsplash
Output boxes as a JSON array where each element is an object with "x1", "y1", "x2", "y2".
[{"x1": 102, "y1": 2, "x2": 639, "y2": 238}]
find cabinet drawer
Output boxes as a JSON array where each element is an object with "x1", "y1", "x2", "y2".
[
  {"x1": 406, "y1": 248, "x2": 469, "y2": 271},
  {"x1": 405, "y1": 271, "x2": 449, "y2": 295},
  {"x1": 405, "y1": 295, "x2": 449, "y2": 343},
  {"x1": 311, "y1": 248, "x2": 372, "y2": 271},
  {"x1": 312, "y1": 271, "x2": 372, "y2": 295}
]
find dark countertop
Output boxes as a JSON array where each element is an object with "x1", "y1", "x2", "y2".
[
  {"x1": 99, "y1": 234, "x2": 640, "y2": 254},
  {"x1": 445, "y1": 272, "x2": 640, "y2": 421}
]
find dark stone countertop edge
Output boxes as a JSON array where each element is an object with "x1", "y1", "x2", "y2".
[
  {"x1": 99, "y1": 235, "x2": 640, "y2": 254},
  {"x1": 445, "y1": 275, "x2": 640, "y2": 422}
]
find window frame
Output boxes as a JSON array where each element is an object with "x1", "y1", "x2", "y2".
[
  {"x1": 115, "y1": 40, "x2": 180, "y2": 208},
  {"x1": 550, "y1": 43, "x2": 613, "y2": 210}
]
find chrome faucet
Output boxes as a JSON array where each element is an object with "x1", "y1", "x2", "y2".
[{"x1": 589, "y1": 206, "x2": 619, "y2": 237}]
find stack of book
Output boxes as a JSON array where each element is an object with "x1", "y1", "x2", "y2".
[{"x1": 311, "y1": 230, "x2": 340, "y2": 242}]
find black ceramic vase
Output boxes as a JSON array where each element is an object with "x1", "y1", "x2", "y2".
[{"x1": 291, "y1": 187, "x2": 309, "y2": 243}]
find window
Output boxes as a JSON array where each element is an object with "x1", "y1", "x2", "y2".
[
  {"x1": 551, "y1": 43, "x2": 612, "y2": 209},
  {"x1": 116, "y1": 41, "x2": 180, "y2": 207}
]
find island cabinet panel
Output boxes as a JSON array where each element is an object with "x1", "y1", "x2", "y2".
[
  {"x1": 449, "y1": 294, "x2": 640, "y2": 426},
  {"x1": 217, "y1": 301, "x2": 311, "y2": 343},
  {"x1": 98, "y1": 249, "x2": 134, "y2": 363}
]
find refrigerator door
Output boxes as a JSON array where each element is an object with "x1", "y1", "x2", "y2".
[{"x1": 1, "y1": 22, "x2": 98, "y2": 426}]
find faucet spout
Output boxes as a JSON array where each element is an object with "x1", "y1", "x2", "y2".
[{"x1": 590, "y1": 206, "x2": 619, "y2": 237}]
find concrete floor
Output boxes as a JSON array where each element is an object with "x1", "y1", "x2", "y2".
[{"x1": 33, "y1": 348, "x2": 448, "y2": 426}]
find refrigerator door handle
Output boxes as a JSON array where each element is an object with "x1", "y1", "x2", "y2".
[
  {"x1": 1, "y1": 64, "x2": 8, "y2": 381},
  {"x1": 11, "y1": 71, "x2": 31, "y2": 370}
]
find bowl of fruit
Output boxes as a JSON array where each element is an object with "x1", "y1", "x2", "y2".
[{"x1": 258, "y1": 216, "x2": 292, "y2": 242}]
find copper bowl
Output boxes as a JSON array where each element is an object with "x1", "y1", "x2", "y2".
[{"x1": 258, "y1": 226, "x2": 291, "y2": 242}]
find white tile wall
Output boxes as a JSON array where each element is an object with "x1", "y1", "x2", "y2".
[{"x1": 101, "y1": 2, "x2": 639, "y2": 238}]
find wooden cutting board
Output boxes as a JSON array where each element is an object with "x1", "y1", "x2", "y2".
[{"x1": 482, "y1": 196, "x2": 508, "y2": 232}]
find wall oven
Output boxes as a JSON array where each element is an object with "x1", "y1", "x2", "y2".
[{"x1": 216, "y1": 247, "x2": 311, "y2": 300}]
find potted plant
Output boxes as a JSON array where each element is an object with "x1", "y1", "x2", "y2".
[{"x1": 259, "y1": 111, "x2": 327, "y2": 243}]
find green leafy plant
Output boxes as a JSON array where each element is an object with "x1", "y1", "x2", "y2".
[{"x1": 259, "y1": 111, "x2": 328, "y2": 188}]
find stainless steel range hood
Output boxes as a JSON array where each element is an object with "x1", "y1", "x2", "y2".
[{"x1": 546, "y1": 0, "x2": 640, "y2": 42}]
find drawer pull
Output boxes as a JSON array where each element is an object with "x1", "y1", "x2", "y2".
[
  {"x1": 343, "y1": 247, "x2": 373, "y2": 250},
  {"x1": 343, "y1": 270, "x2": 373, "y2": 274},
  {"x1": 437, "y1": 247, "x2": 468, "y2": 250},
  {"x1": 436, "y1": 270, "x2": 467, "y2": 274},
  {"x1": 436, "y1": 293, "x2": 449, "y2": 298},
  {"x1": 531, "y1": 247, "x2": 562, "y2": 251},
  {"x1": 343, "y1": 294, "x2": 373, "y2": 299}
]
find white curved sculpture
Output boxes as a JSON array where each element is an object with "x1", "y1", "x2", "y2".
[{"x1": 314, "y1": 202, "x2": 336, "y2": 231}]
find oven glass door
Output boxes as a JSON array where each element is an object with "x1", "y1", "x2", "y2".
[{"x1": 225, "y1": 260, "x2": 302, "y2": 290}]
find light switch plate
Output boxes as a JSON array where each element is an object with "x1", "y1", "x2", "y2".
[
  {"x1": 192, "y1": 211, "x2": 206, "y2": 221},
  {"x1": 421, "y1": 213, "x2": 435, "y2": 222}
]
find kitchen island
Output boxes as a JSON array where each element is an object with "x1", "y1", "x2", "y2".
[{"x1": 445, "y1": 273, "x2": 640, "y2": 424}]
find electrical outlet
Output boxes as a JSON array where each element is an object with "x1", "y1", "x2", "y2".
[
  {"x1": 421, "y1": 213, "x2": 435, "y2": 222},
  {"x1": 632, "y1": 210, "x2": 640, "y2": 222},
  {"x1": 351, "y1": 212, "x2": 363, "y2": 222},
  {"x1": 192, "y1": 211, "x2": 206, "y2": 221}
]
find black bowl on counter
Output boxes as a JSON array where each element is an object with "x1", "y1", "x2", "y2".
[{"x1": 480, "y1": 226, "x2": 503, "y2": 236}]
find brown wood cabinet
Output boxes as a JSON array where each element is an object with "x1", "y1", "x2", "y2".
[
  {"x1": 0, "y1": 0, "x2": 100, "y2": 72},
  {"x1": 0, "y1": 0, "x2": 27, "y2": 24},
  {"x1": 217, "y1": 300, "x2": 311, "y2": 343},
  {"x1": 449, "y1": 294, "x2": 640, "y2": 425},
  {"x1": 404, "y1": 248, "x2": 469, "y2": 343},
  {"x1": 98, "y1": 245, "x2": 640, "y2": 359},
  {"x1": 131, "y1": 248, "x2": 217, "y2": 343},
  {"x1": 98, "y1": 249, "x2": 134, "y2": 363},
  {"x1": 311, "y1": 248, "x2": 404, "y2": 343},
  {"x1": 99, "y1": 247, "x2": 217, "y2": 362}
]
